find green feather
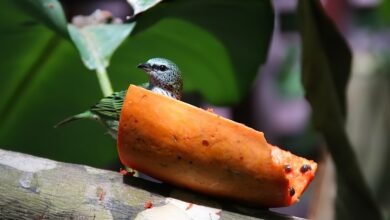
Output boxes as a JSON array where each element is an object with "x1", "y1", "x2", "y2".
[
  {"x1": 54, "y1": 111, "x2": 96, "y2": 128},
  {"x1": 90, "y1": 90, "x2": 127, "y2": 120},
  {"x1": 55, "y1": 83, "x2": 150, "y2": 139},
  {"x1": 91, "y1": 83, "x2": 149, "y2": 120}
]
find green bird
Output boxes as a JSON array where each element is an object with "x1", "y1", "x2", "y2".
[{"x1": 55, "y1": 58, "x2": 183, "y2": 139}]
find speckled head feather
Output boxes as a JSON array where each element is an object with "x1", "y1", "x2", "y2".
[{"x1": 137, "y1": 58, "x2": 183, "y2": 100}]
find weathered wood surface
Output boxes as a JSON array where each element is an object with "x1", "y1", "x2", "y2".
[{"x1": 0, "y1": 149, "x2": 305, "y2": 220}]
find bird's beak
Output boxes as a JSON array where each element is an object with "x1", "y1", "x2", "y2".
[{"x1": 137, "y1": 63, "x2": 152, "y2": 72}]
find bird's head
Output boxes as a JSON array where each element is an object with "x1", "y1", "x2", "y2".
[{"x1": 137, "y1": 58, "x2": 183, "y2": 98}]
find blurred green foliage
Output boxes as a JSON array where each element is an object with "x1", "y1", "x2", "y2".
[
  {"x1": 0, "y1": 0, "x2": 273, "y2": 167},
  {"x1": 276, "y1": 48, "x2": 304, "y2": 98},
  {"x1": 298, "y1": 0, "x2": 383, "y2": 219},
  {"x1": 379, "y1": 0, "x2": 390, "y2": 25}
]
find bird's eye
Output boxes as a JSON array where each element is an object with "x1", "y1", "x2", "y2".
[{"x1": 159, "y1": 65, "x2": 168, "y2": 71}]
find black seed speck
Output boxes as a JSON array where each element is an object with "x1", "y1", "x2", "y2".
[
  {"x1": 284, "y1": 165, "x2": 292, "y2": 173},
  {"x1": 289, "y1": 187, "x2": 295, "y2": 197},
  {"x1": 300, "y1": 164, "x2": 311, "y2": 173},
  {"x1": 177, "y1": 156, "x2": 182, "y2": 160}
]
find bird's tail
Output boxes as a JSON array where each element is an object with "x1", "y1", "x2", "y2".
[{"x1": 54, "y1": 111, "x2": 95, "y2": 128}]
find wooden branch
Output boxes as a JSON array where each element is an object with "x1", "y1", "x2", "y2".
[{"x1": 0, "y1": 149, "x2": 305, "y2": 220}]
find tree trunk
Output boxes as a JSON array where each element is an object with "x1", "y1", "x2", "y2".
[{"x1": 0, "y1": 149, "x2": 304, "y2": 220}]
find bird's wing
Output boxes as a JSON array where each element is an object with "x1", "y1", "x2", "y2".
[
  {"x1": 90, "y1": 90, "x2": 127, "y2": 120},
  {"x1": 90, "y1": 83, "x2": 149, "y2": 120}
]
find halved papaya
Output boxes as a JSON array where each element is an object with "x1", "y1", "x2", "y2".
[{"x1": 117, "y1": 85, "x2": 317, "y2": 207}]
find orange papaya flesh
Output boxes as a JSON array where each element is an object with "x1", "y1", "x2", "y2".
[{"x1": 117, "y1": 85, "x2": 317, "y2": 207}]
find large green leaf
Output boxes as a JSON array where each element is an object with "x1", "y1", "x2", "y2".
[
  {"x1": 115, "y1": 0, "x2": 274, "y2": 104},
  {"x1": 14, "y1": 0, "x2": 140, "y2": 96},
  {"x1": 0, "y1": 1, "x2": 117, "y2": 166},
  {"x1": 13, "y1": 0, "x2": 68, "y2": 36},
  {"x1": 111, "y1": 18, "x2": 239, "y2": 103},
  {"x1": 297, "y1": 0, "x2": 383, "y2": 219},
  {"x1": 0, "y1": 0, "x2": 274, "y2": 167},
  {"x1": 68, "y1": 23, "x2": 136, "y2": 70}
]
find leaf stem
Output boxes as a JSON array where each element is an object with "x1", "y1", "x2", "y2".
[{"x1": 96, "y1": 66, "x2": 113, "y2": 96}]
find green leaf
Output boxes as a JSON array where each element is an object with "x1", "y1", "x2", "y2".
[
  {"x1": 127, "y1": 0, "x2": 163, "y2": 16},
  {"x1": 112, "y1": 18, "x2": 239, "y2": 103},
  {"x1": 276, "y1": 47, "x2": 304, "y2": 98},
  {"x1": 297, "y1": 0, "x2": 383, "y2": 219},
  {"x1": 119, "y1": 0, "x2": 274, "y2": 104},
  {"x1": 14, "y1": 0, "x2": 68, "y2": 36},
  {"x1": 13, "y1": 1, "x2": 139, "y2": 96},
  {"x1": 0, "y1": 1, "x2": 117, "y2": 167},
  {"x1": 379, "y1": 0, "x2": 390, "y2": 25},
  {"x1": 68, "y1": 23, "x2": 136, "y2": 70},
  {"x1": 68, "y1": 22, "x2": 136, "y2": 96}
]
